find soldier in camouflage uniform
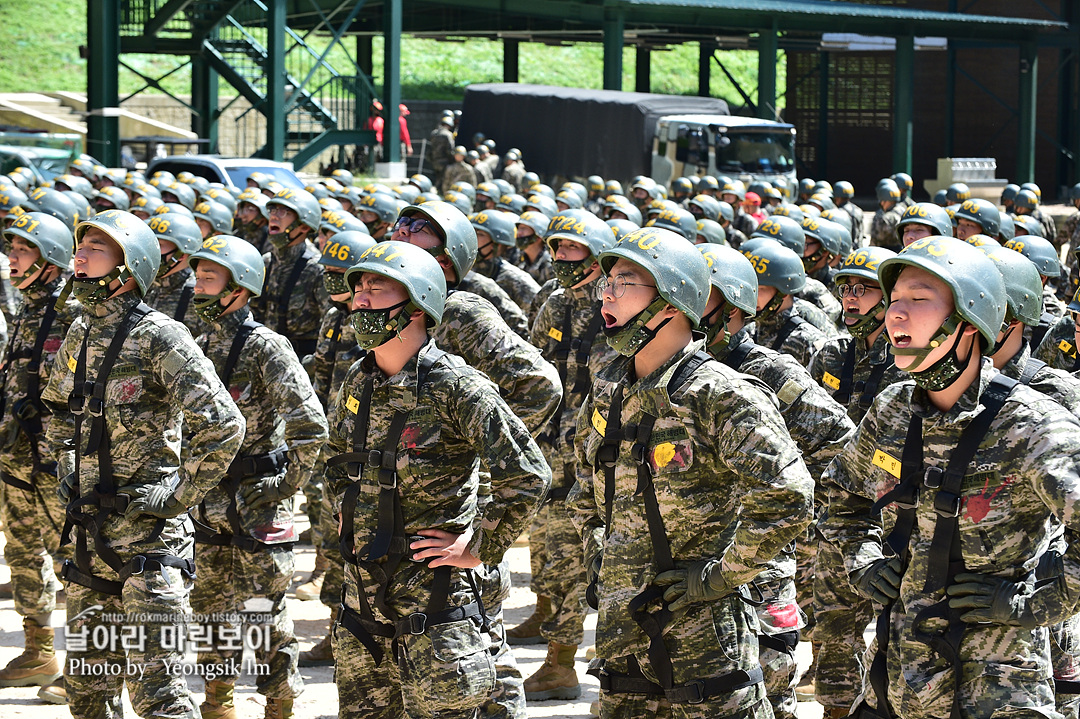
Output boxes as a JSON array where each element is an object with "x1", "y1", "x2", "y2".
[
  {"x1": 441, "y1": 147, "x2": 477, "y2": 195},
  {"x1": 807, "y1": 246, "x2": 904, "y2": 716},
  {"x1": 834, "y1": 181, "x2": 865, "y2": 247},
  {"x1": 1057, "y1": 182, "x2": 1080, "y2": 250},
  {"x1": 697, "y1": 244, "x2": 854, "y2": 719},
  {"x1": 515, "y1": 211, "x2": 553, "y2": 287},
  {"x1": 299, "y1": 230, "x2": 375, "y2": 667},
  {"x1": 471, "y1": 210, "x2": 540, "y2": 316},
  {"x1": 501, "y1": 151, "x2": 526, "y2": 194},
  {"x1": 41, "y1": 210, "x2": 245, "y2": 719},
  {"x1": 743, "y1": 239, "x2": 830, "y2": 366},
  {"x1": 518, "y1": 209, "x2": 618, "y2": 701},
  {"x1": 1002, "y1": 235, "x2": 1068, "y2": 345},
  {"x1": 819, "y1": 235, "x2": 1080, "y2": 719},
  {"x1": 426, "y1": 116, "x2": 455, "y2": 182},
  {"x1": 235, "y1": 188, "x2": 270, "y2": 254},
  {"x1": 391, "y1": 202, "x2": 561, "y2": 719},
  {"x1": 798, "y1": 216, "x2": 845, "y2": 327},
  {"x1": 142, "y1": 212, "x2": 206, "y2": 337},
  {"x1": 327, "y1": 240, "x2": 550, "y2": 719},
  {"x1": 869, "y1": 179, "x2": 903, "y2": 252},
  {"x1": 0, "y1": 213, "x2": 80, "y2": 695},
  {"x1": 569, "y1": 227, "x2": 813, "y2": 719},
  {"x1": 186, "y1": 234, "x2": 328, "y2": 719},
  {"x1": 1013, "y1": 185, "x2": 1058, "y2": 244}
]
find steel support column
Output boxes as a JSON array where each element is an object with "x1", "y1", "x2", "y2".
[
  {"x1": 87, "y1": 0, "x2": 120, "y2": 166},
  {"x1": 603, "y1": 10, "x2": 624, "y2": 91},
  {"x1": 818, "y1": 51, "x2": 829, "y2": 179},
  {"x1": 191, "y1": 52, "x2": 219, "y2": 152},
  {"x1": 636, "y1": 47, "x2": 651, "y2": 93},
  {"x1": 504, "y1": 38, "x2": 519, "y2": 83},
  {"x1": 893, "y1": 34, "x2": 914, "y2": 174},
  {"x1": 757, "y1": 22, "x2": 778, "y2": 121},
  {"x1": 357, "y1": 35, "x2": 373, "y2": 130},
  {"x1": 382, "y1": 0, "x2": 402, "y2": 163},
  {"x1": 1017, "y1": 41, "x2": 1038, "y2": 183},
  {"x1": 265, "y1": 0, "x2": 286, "y2": 161},
  {"x1": 698, "y1": 41, "x2": 712, "y2": 97}
]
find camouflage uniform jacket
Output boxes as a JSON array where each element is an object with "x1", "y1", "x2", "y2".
[
  {"x1": 725, "y1": 225, "x2": 749, "y2": 251},
  {"x1": 569, "y1": 339, "x2": 814, "y2": 675},
  {"x1": 529, "y1": 284, "x2": 619, "y2": 484},
  {"x1": 1030, "y1": 207, "x2": 1058, "y2": 243},
  {"x1": 472, "y1": 161, "x2": 493, "y2": 184},
  {"x1": 440, "y1": 162, "x2": 477, "y2": 194},
  {"x1": 426, "y1": 127, "x2": 455, "y2": 175},
  {"x1": 0, "y1": 252, "x2": 20, "y2": 329},
  {"x1": 255, "y1": 238, "x2": 324, "y2": 355},
  {"x1": 1057, "y1": 209, "x2": 1078, "y2": 249},
  {"x1": 142, "y1": 267, "x2": 206, "y2": 338},
  {"x1": 42, "y1": 293, "x2": 245, "y2": 558},
  {"x1": 433, "y1": 289, "x2": 561, "y2": 437},
  {"x1": 457, "y1": 272, "x2": 530, "y2": 339},
  {"x1": 817, "y1": 359, "x2": 1080, "y2": 716},
  {"x1": 310, "y1": 302, "x2": 364, "y2": 412},
  {"x1": 0, "y1": 278, "x2": 80, "y2": 472},
  {"x1": 754, "y1": 304, "x2": 831, "y2": 366},
  {"x1": 501, "y1": 163, "x2": 525, "y2": 193},
  {"x1": 1043, "y1": 284, "x2": 1067, "y2": 320},
  {"x1": 870, "y1": 207, "x2": 903, "y2": 251},
  {"x1": 327, "y1": 340, "x2": 551, "y2": 580},
  {"x1": 840, "y1": 201, "x2": 866, "y2": 247},
  {"x1": 1000, "y1": 340, "x2": 1080, "y2": 414},
  {"x1": 196, "y1": 306, "x2": 328, "y2": 541},
  {"x1": 793, "y1": 298, "x2": 841, "y2": 339},
  {"x1": 732, "y1": 209, "x2": 758, "y2": 239},
  {"x1": 798, "y1": 276, "x2": 843, "y2": 327},
  {"x1": 473, "y1": 255, "x2": 540, "y2": 316},
  {"x1": 809, "y1": 329, "x2": 907, "y2": 426},
  {"x1": 517, "y1": 249, "x2": 553, "y2": 288},
  {"x1": 1034, "y1": 314, "x2": 1079, "y2": 371}
]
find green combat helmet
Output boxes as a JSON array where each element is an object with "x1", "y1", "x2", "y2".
[
  {"x1": 896, "y1": 203, "x2": 954, "y2": 245},
  {"x1": 646, "y1": 206, "x2": 697, "y2": 242},
  {"x1": 71, "y1": 210, "x2": 160, "y2": 303},
  {"x1": 344, "y1": 240, "x2": 447, "y2": 348},
  {"x1": 750, "y1": 215, "x2": 805, "y2": 255},
  {"x1": 597, "y1": 226, "x2": 711, "y2": 355},
  {"x1": 266, "y1": 187, "x2": 321, "y2": 238},
  {"x1": 1004, "y1": 233, "x2": 1060, "y2": 279},
  {"x1": 740, "y1": 239, "x2": 806, "y2": 322},
  {"x1": 953, "y1": 198, "x2": 1001, "y2": 237},
  {"x1": 878, "y1": 236, "x2": 1006, "y2": 390},
  {"x1": 698, "y1": 243, "x2": 757, "y2": 347},
  {"x1": 835, "y1": 246, "x2": 897, "y2": 338},
  {"x1": 319, "y1": 231, "x2": 377, "y2": 296},
  {"x1": 545, "y1": 209, "x2": 614, "y2": 288},
  {"x1": 193, "y1": 200, "x2": 233, "y2": 236},
  {"x1": 147, "y1": 212, "x2": 203, "y2": 278},
  {"x1": 188, "y1": 234, "x2": 266, "y2": 323},
  {"x1": 398, "y1": 201, "x2": 477, "y2": 285},
  {"x1": 3, "y1": 211, "x2": 74, "y2": 285},
  {"x1": 695, "y1": 219, "x2": 727, "y2": 246},
  {"x1": 980, "y1": 245, "x2": 1043, "y2": 329}
]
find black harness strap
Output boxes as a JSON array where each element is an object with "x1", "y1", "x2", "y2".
[
  {"x1": 61, "y1": 302, "x2": 194, "y2": 595},
  {"x1": 174, "y1": 282, "x2": 194, "y2": 323},
  {"x1": 858, "y1": 359, "x2": 893, "y2": 411},
  {"x1": 276, "y1": 253, "x2": 310, "y2": 337},
  {"x1": 1031, "y1": 312, "x2": 1054, "y2": 351},
  {"x1": 221, "y1": 318, "x2": 261, "y2": 389},
  {"x1": 592, "y1": 655, "x2": 764, "y2": 704},
  {"x1": 770, "y1": 314, "x2": 807, "y2": 352},
  {"x1": 863, "y1": 374, "x2": 1018, "y2": 719},
  {"x1": 835, "y1": 341, "x2": 858, "y2": 405},
  {"x1": 1018, "y1": 357, "x2": 1047, "y2": 387},
  {"x1": 719, "y1": 337, "x2": 755, "y2": 372}
]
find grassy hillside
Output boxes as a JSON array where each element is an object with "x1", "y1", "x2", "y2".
[{"x1": 0, "y1": 0, "x2": 781, "y2": 109}]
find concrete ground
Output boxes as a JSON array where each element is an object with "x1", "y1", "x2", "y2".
[{"x1": 0, "y1": 525, "x2": 831, "y2": 719}]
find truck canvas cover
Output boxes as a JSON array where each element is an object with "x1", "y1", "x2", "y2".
[{"x1": 460, "y1": 83, "x2": 729, "y2": 180}]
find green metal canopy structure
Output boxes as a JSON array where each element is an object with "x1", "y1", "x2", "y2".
[{"x1": 91, "y1": 0, "x2": 1071, "y2": 188}]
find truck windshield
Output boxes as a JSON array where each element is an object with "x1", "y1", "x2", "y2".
[{"x1": 714, "y1": 131, "x2": 794, "y2": 175}]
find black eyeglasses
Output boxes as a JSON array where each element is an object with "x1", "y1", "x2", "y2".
[
  {"x1": 596, "y1": 275, "x2": 656, "y2": 300},
  {"x1": 836, "y1": 283, "x2": 876, "y2": 298},
  {"x1": 393, "y1": 216, "x2": 435, "y2": 234}
]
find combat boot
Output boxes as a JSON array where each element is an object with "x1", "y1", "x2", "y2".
[
  {"x1": 523, "y1": 641, "x2": 580, "y2": 701},
  {"x1": 265, "y1": 696, "x2": 293, "y2": 719},
  {"x1": 200, "y1": 679, "x2": 238, "y2": 719},
  {"x1": 37, "y1": 677, "x2": 67, "y2": 704},
  {"x1": 295, "y1": 551, "x2": 328, "y2": 601},
  {"x1": 506, "y1": 595, "x2": 550, "y2": 646},
  {"x1": 0, "y1": 617, "x2": 61, "y2": 687},
  {"x1": 299, "y1": 614, "x2": 335, "y2": 667}
]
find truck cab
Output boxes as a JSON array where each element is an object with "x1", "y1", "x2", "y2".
[{"x1": 652, "y1": 115, "x2": 797, "y2": 197}]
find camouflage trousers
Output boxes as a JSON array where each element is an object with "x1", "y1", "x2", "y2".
[
  {"x1": 525, "y1": 505, "x2": 547, "y2": 597},
  {"x1": 1051, "y1": 612, "x2": 1080, "y2": 719},
  {"x1": 316, "y1": 477, "x2": 345, "y2": 608},
  {"x1": 795, "y1": 523, "x2": 816, "y2": 632},
  {"x1": 532, "y1": 494, "x2": 588, "y2": 646},
  {"x1": 478, "y1": 559, "x2": 526, "y2": 719},
  {"x1": 301, "y1": 474, "x2": 324, "y2": 550},
  {"x1": 189, "y1": 542, "x2": 301, "y2": 699},
  {"x1": 64, "y1": 544, "x2": 198, "y2": 719},
  {"x1": 0, "y1": 460, "x2": 69, "y2": 616},
  {"x1": 333, "y1": 559, "x2": 498, "y2": 718},
  {"x1": 598, "y1": 594, "x2": 769, "y2": 719},
  {"x1": 812, "y1": 533, "x2": 873, "y2": 710}
]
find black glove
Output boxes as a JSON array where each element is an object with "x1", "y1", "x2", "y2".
[
  {"x1": 946, "y1": 573, "x2": 1039, "y2": 628},
  {"x1": 851, "y1": 556, "x2": 903, "y2": 604},
  {"x1": 57, "y1": 473, "x2": 78, "y2": 503},
  {"x1": 654, "y1": 559, "x2": 732, "y2": 613},
  {"x1": 585, "y1": 553, "x2": 602, "y2": 610},
  {"x1": 116, "y1": 483, "x2": 186, "y2": 519},
  {"x1": 240, "y1": 475, "x2": 295, "y2": 508}
]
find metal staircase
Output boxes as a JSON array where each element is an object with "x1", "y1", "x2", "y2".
[{"x1": 118, "y1": 0, "x2": 376, "y2": 167}]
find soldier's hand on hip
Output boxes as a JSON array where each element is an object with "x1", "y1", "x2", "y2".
[
  {"x1": 57, "y1": 472, "x2": 78, "y2": 502},
  {"x1": 947, "y1": 573, "x2": 1039, "y2": 628},
  {"x1": 851, "y1": 556, "x2": 903, "y2": 605},
  {"x1": 241, "y1": 475, "x2": 295, "y2": 508},
  {"x1": 117, "y1": 483, "x2": 186, "y2": 519},
  {"x1": 655, "y1": 559, "x2": 732, "y2": 613},
  {"x1": 412, "y1": 527, "x2": 482, "y2": 568}
]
